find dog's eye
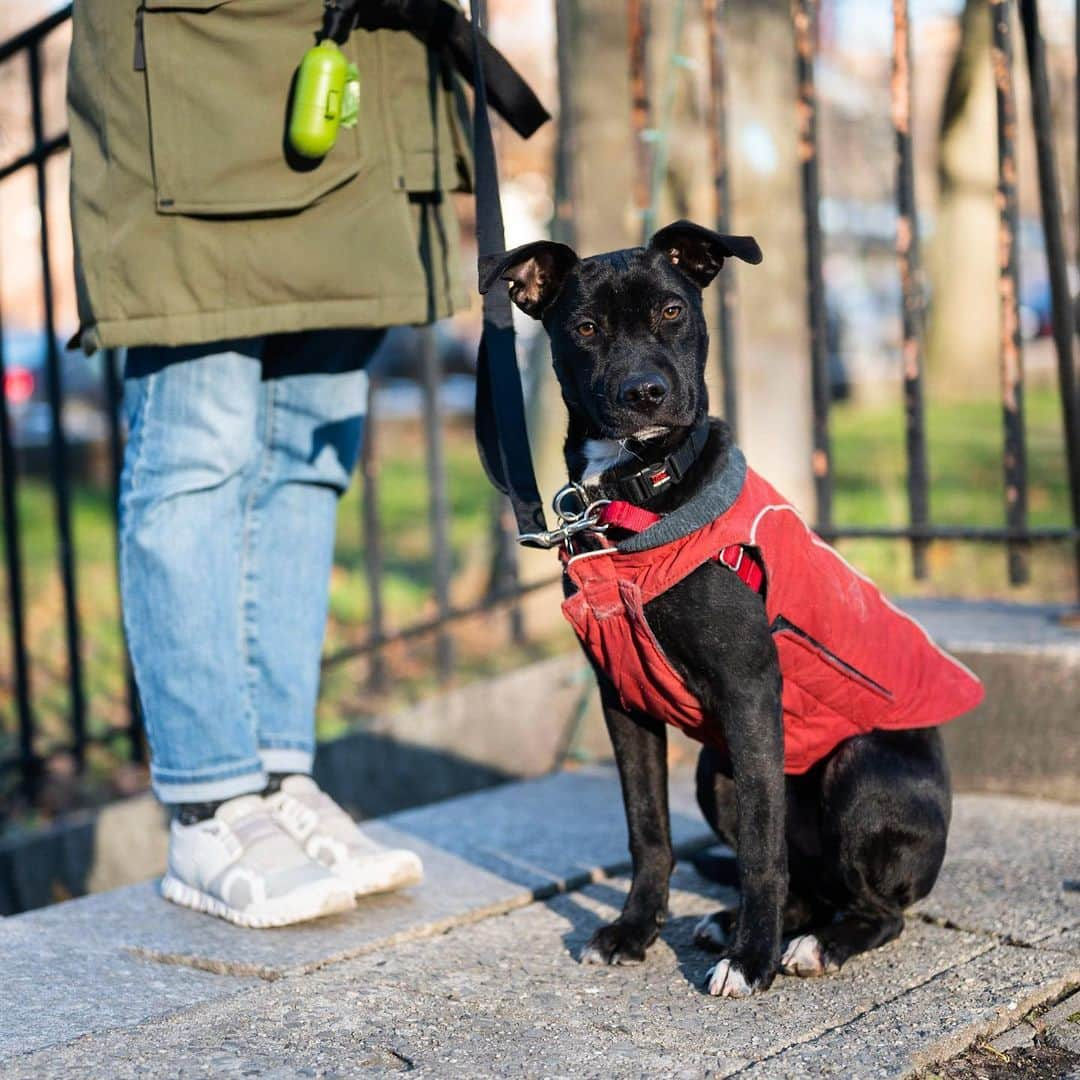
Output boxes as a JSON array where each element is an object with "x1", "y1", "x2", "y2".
[
  {"x1": 661, "y1": 305, "x2": 683, "y2": 321},
  {"x1": 576, "y1": 321, "x2": 598, "y2": 338}
]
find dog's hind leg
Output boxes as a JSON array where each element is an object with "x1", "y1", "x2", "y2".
[
  {"x1": 580, "y1": 681, "x2": 674, "y2": 966},
  {"x1": 781, "y1": 909, "x2": 905, "y2": 977},
  {"x1": 781, "y1": 730, "x2": 950, "y2": 977}
]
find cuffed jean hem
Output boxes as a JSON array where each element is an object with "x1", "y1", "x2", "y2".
[
  {"x1": 259, "y1": 747, "x2": 314, "y2": 776},
  {"x1": 151, "y1": 763, "x2": 267, "y2": 806}
]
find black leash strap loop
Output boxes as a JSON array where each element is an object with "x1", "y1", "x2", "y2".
[
  {"x1": 470, "y1": 0, "x2": 549, "y2": 541},
  {"x1": 346, "y1": 0, "x2": 551, "y2": 139}
]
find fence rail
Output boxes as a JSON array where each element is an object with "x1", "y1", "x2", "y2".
[{"x1": 2, "y1": 0, "x2": 1079, "y2": 821}]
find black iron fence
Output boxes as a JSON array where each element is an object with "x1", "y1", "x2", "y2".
[{"x1": 2, "y1": 0, "x2": 1079, "y2": 820}]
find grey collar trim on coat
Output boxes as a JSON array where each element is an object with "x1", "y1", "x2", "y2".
[{"x1": 614, "y1": 445, "x2": 748, "y2": 553}]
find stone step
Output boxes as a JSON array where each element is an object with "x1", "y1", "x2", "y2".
[
  {"x1": 899, "y1": 599, "x2": 1079, "y2": 803},
  {"x1": 0, "y1": 766, "x2": 711, "y2": 1061},
  {"x1": 2, "y1": 766, "x2": 1079, "y2": 1076}
]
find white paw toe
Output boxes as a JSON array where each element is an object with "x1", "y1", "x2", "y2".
[
  {"x1": 693, "y1": 913, "x2": 729, "y2": 951},
  {"x1": 580, "y1": 945, "x2": 606, "y2": 966},
  {"x1": 705, "y1": 958, "x2": 752, "y2": 998},
  {"x1": 780, "y1": 934, "x2": 827, "y2": 977}
]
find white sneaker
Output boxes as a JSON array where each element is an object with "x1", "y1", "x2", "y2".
[
  {"x1": 266, "y1": 776, "x2": 424, "y2": 899},
  {"x1": 161, "y1": 794, "x2": 355, "y2": 928}
]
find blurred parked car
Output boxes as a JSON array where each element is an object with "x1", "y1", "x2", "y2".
[
  {"x1": 369, "y1": 324, "x2": 476, "y2": 379},
  {"x1": 1019, "y1": 277, "x2": 1050, "y2": 342},
  {"x1": 368, "y1": 323, "x2": 478, "y2": 419},
  {"x1": 1, "y1": 329, "x2": 108, "y2": 450},
  {"x1": 1016, "y1": 219, "x2": 1080, "y2": 343}
]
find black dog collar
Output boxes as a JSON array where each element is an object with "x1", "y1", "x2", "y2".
[{"x1": 605, "y1": 420, "x2": 711, "y2": 504}]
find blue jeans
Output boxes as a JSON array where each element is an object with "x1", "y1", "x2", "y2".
[{"x1": 120, "y1": 330, "x2": 383, "y2": 804}]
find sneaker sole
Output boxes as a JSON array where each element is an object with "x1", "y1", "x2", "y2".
[
  {"x1": 160, "y1": 874, "x2": 354, "y2": 929},
  {"x1": 346, "y1": 853, "x2": 425, "y2": 900}
]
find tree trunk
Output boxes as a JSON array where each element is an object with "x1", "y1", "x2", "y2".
[{"x1": 927, "y1": 0, "x2": 999, "y2": 397}]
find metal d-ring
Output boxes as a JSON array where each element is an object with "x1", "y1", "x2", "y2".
[
  {"x1": 515, "y1": 484, "x2": 612, "y2": 549},
  {"x1": 551, "y1": 482, "x2": 590, "y2": 525}
]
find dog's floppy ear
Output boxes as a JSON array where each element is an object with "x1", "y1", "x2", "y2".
[
  {"x1": 477, "y1": 241, "x2": 579, "y2": 318},
  {"x1": 648, "y1": 220, "x2": 762, "y2": 289}
]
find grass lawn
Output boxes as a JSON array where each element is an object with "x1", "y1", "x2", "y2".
[
  {"x1": 0, "y1": 385, "x2": 1074, "y2": 821},
  {"x1": 830, "y1": 383, "x2": 1075, "y2": 601}
]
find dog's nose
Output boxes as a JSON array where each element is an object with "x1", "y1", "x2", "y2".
[{"x1": 617, "y1": 372, "x2": 669, "y2": 410}]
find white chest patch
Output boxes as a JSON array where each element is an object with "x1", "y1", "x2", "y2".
[{"x1": 580, "y1": 438, "x2": 632, "y2": 489}]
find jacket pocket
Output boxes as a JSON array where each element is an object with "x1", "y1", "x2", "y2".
[
  {"x1": 139, "y1": 0, "x2": 362, "y2": 216},
  {"x1": 772, "y1": 617, "x2": 894, "y2": 710}
]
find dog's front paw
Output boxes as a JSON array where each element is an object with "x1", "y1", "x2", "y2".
[
  {"x1": 780, "y1": 934, "x2": 839, "y2": 978},
  {"x1": 704, "y1": 958, "x2": 754, "y2": 997},
  {"x1": 581, "y1": 921, "x2": 656, "y2": 966},
  {"x1": 704, "y1": 950, "x2": 777, "y2": 998}
]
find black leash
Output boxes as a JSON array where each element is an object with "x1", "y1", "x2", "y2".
[
  {"x1": 319, "y1": 0, "x2": 552, "y2": 535},
  {"x1": 469, "y1": 0, "x2": 550, "y2": 541},
  {"x1": 346, "y1": 0, "x2": 550, "y2": 139},
  {"x1": 324, "y1": 0, "x2": 551, "y2": 539}
]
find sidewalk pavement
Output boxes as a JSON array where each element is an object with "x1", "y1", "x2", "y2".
[{"x1": 1, "y1": 766, "x2": 1077, "y2": 1078}]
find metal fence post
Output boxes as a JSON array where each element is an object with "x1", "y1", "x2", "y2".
[
  {"x1": 28, "y1": 39, "x2": 87, "y2": 765},
  {"x1": 628, "y1": 0, "x2": 653, "y2": 241},
  {"x1": 1019, "y1": 0, "x2": 1080, "y2": 604},
  {"x1": 792, "y1": 0, "x2": 833, "y2": 532},
  {"x1": 420, "y1": 328, "x2": 455, "y2": 682},
  {"x1": 704, "y1": 0, "x2": 740, "y2": 439},
  {"x1": 0, "y1": 301, "x2": 37, "y2": 798},
  {"x1": 360, "y1": 376, "x2": 388, "y2": 693},
  {"x1": 892, "y1": 0, "x2": 931, "y2": 580},
  {"x1": 990, "y1": 0, "x2": 1030, "y2": 585}
]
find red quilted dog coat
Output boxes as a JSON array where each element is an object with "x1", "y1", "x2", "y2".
[{"x1": 562, "y1": 466, "x2": 984, "y2": 774}]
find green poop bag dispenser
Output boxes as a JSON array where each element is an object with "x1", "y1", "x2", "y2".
[{"x1": 288, "y1": 40, "x2": 354, "y2": 159}]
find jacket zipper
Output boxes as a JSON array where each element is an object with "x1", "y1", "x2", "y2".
[
  {"x1": 771, "y1": 615, "x2": 893, "y2": 699},
  {"x1": 133, "y1": 3, "x2": 146, "y2": 72}
]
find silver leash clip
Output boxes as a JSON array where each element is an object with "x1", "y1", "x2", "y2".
[{"x1": 517, "y1": 483, "x2": 611, "y2": 550}]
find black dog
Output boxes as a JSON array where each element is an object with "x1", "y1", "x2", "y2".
[{"x1": 479, "y1": 222, "x2": 952, "y2": 997}]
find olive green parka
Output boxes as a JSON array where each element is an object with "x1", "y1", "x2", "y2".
[{"x1": 68, "y1": 0, "x2": 471, "y2": 351}]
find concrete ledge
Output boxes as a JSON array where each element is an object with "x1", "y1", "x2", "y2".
[
  {"x1": 0, "y1": 767, "x2": 712, "y2": 1058},
  {"x1": 900, "y1": 599, "x2": 1080, "y2": 802},
  {"x1": 3, "y1": 599, "x2": 1075, "y2": 916}
]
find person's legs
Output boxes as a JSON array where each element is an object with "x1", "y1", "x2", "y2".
[
  {"x1": 123, "y1": 329, "x2": 418, "y2": 919},
  {"x1": 122, "y1": 334, "x2": 388, "y2": 924},
  {"x1": 244, "y1": 328, "x2": 424, "y2": 896},
  {"x1": 242, "y1": 328, "x2": 384, "y2": 772},
  {"x1": 121, "y1": 340, "x2": 270, "y2": 804}
]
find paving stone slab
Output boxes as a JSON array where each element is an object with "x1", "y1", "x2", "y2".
[
  {"x1": 914, "y1": 794, "x2": 1080, "y2": 944},
  {"x1": 1034, "y1": 989, "x2": 1080, "y2": 1055},
  {"x1": 1034, "y1": 927, "x2": 1080, "y2": 956},
  {"x1": 6, "y1": 769, "x2": 710, "y2": 984},
  {"x1": 8, "y1": 778, "x2": 1076, "y2": 1076},
  {"x1": 3, "y1": 864, "x2": 1002, "y2": 1079},
  {"x1": 0, "y1": 916, "x2": 259, "y2": 1060},
  {"x1": 383, "y1": 765, "x2": 712, "y2": 893},
  {"x1": 742, "y1": 942, "x2": 1080, "y2": 1079},
  {"x1": 7, "y1": 830, "x2": 523, "y2": 982}
]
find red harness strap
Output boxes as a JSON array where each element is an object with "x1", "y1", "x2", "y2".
[{"x1": 596, "y1": 501, "x2": 764, "y2": 593}]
